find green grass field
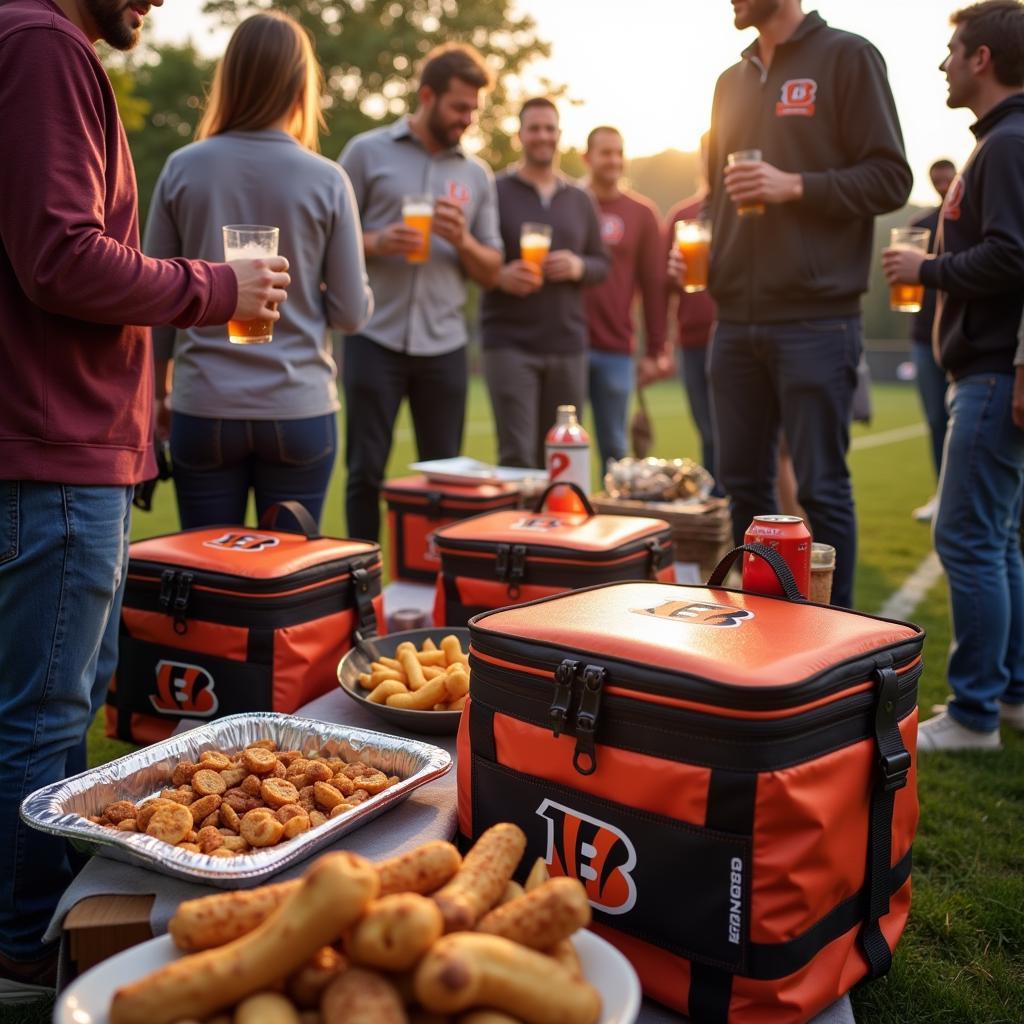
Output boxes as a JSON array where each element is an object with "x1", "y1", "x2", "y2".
[{"x1": 6, "y1": 380, "x2": 1022, "y2": 1023}]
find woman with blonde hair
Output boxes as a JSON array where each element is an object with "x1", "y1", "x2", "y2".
[{"x1": 145, "y1": 12, "x2": 372, "y2": 528}]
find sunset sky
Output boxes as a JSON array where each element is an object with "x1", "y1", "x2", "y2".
[{"x1": 149, "y1": 1, "x2": 978, "y2": 205}]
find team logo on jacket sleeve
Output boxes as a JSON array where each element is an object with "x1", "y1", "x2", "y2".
[
  {"x1": 536, "y1": 799, "x2": 638, "y2": 914},
  {"x1": 632, "y1": 600, "x2": 755, "y2": 628},
  {"x1": 150, "y1": 659, "x2": 219, "y2": 717},
  {"x1": 202, "y1": 532, "x2": 279, "y2": 552},
  {"x1": 776, "y1": 78, "x2": 817, "y2": 117}
]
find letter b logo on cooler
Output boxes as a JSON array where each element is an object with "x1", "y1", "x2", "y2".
[
  {"x1": 151, "y1": 659, "x2": 219, "y2": 718},
  {"x1": 536, "y1": 799, "x2": 638, "y2": 914}
]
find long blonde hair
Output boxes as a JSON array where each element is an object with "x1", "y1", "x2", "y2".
[{"x1": 197, "y1": 12, "x2": 325, "y2": 152}]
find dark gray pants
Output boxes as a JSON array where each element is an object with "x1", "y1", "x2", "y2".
[
  {"x1": 709, "y1": 317, "x2": 861, "y2": 608},
  {"x1": 482, "y1": 346, "x2": 588, "y2": 469}
]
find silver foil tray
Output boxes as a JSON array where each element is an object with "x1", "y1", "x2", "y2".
[{"x1": 20, "y1": 712, "x2": 451, "y2": 888}]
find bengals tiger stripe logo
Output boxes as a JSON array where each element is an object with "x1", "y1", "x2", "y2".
[
  {"x1": 202, "y1": 532, "x2": 279, "y2": 552},
  {"x1": 536, "y1": 799, "x2": 638, "y2": 915},
  {"x1": 150, "y1": 660, "x2": 219, "y2": 718},
  {"x1": 776, "y1": 78, "x2": 817, "y2": 117},
  {"x1": 632, "y1": 600, "x2": 755, "y2": 628}
]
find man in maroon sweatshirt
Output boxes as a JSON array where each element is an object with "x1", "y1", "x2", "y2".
[
  {"x1": 582, "y1": 126, "x2": 669, "y2": 468},
  {"x1": 0, "y1": 0, "x2": 290, "y2": 996}
]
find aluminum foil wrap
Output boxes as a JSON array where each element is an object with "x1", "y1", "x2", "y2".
[
  {"x1": 603, "y1": 457, "x2": 714, "y2": 502},
  {"x1": 20, "y1": 712, "x2": 451, "y2": 888}
]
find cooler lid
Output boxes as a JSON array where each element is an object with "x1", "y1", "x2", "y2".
[
  {"x1": 471, "y1": 581, "x2": 921, "y2": 688},
  {"x1": 434, "y1": 509, "x2": 671, "y2": 552},
  {"x1": 129, "y1": 529, "x2": 379, "y2": 580},
  {"x1": 383, "y1": 475, "x2": 520, "y2": 500}
]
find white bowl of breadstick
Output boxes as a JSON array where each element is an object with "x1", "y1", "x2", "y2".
[
  {"x1": 58, "y1": 823, "x2": 642, "y2": 1024},
  {"x1": 338, "y1": 628, "x2": 471, "y2": 735}
]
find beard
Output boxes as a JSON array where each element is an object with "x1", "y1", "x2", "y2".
[
  {"x1": 734, "y1": 0, "x2": 781, "y2": 30},
  {"x1": 85, "y1": 0, "x2": 141, "y2": 51},
  {"x1": 426, "y1": 104, "x2": 461, "y2": 149}
]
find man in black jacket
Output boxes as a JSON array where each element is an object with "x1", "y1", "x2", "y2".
[
  {"x1": 703, "y1": 0, "x2": 912, "y2": 608},
  {"x1": 884, "y1": 0, "x2": 1024, "y2": 752}
]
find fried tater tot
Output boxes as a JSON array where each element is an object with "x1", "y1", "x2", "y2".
[
  {"x1": 320, "y1": 968, "x2": 407, "y2": 1024},
  {"x1": 368, "y1": 680, "x2": 408, "y2": 705},
  {"x1": 234, "y1": 992, "x2": 301, "y2": 1024}
]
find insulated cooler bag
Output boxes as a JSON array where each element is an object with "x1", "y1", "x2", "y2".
[
  {"x1": 458, "y1": 548, "x2": 922, "y2": 1023},
  {"x1": 383, "y1": 475, "x2": 521, "y2": 583},
  {"x1": 433, "y1": 485, "x2": 675, "y2": 627},
  {"x1": 107, "y1": 503, "x2": 384, "y2": 744}
]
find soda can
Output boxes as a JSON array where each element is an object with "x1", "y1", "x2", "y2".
[{"x1": 742, "y1": 515, "x2": 812, "y2": 598}]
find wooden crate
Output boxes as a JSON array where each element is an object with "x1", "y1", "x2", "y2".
[{"x1": 590, "y1": 493, "x2": 734, "y2": 577}]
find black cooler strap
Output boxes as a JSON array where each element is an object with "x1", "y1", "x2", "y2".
[
  {"x1": 688, "y1": 769, "x2": 757, "y2": 1023},
  {"x1": 351, "y1": 565, "x2": 378, "y2": 644},
  {"x1": 859, "y1": 664, "x2": 911, "y2": 978},
  {"x1": 707, "y1": 543, "x2": 806, "y2": 603},
  {"x1": 259, "y1": 500, "x2": 320, "y2": 539}
]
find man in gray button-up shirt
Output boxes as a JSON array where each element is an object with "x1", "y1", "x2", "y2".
[{"x1": 339, "y1": 44, "x2": 503, "y2": 541}]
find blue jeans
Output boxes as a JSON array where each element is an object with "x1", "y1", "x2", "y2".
[
  {"x1": 0, "y1": 482, "x2": 132, "y2": 961},
  {"x1": 588, "y1": 350, "x2": 633, "y2": 468},
  {"x1": 171, "y1": 413, "x2": 337, "y2": 529},
  {"x1": 934, "y1": 374, "x2": 1024, "y2": 732},
  {"x1": 678, "y1": 346, "x2": 723, "y2": 493},
  {"x1": 912, "y1": 342, "x2": 949, "y2": 480},
  {"x1": 709, "y1": 317, "x2": 861, "y2": 607}
]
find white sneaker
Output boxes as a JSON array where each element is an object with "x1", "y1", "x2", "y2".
[
  {"x1": 917, "y1": 709, "x2": 1001, "y2": 752},
  {"x1": 1000, "y1": 700, "x2": 1024, "y2": 732},
  {"x1": 912, "y1": 495, "x2": 938, "y2": 522}
]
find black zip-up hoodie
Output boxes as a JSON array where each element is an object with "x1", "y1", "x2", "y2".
[
  {"x1": 707, "y1": 12, "x2": 912, "y2": 323},
  {"x1": 919, "y1": 94, "x2": 1024, "y2": 381}
]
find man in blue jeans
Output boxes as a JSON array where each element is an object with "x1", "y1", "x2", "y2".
[
  {"x1": 884, "y1": 0, "x2": 1024, "y2": 752},
  {"x1": 701, "y1": 0, "x2": 911, "y2": 608},
  {"x1": 0, "y1": 0, "x2": 289, "y2": 998}
]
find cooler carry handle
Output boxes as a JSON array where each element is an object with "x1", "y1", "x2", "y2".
[
  {"x1": 258, "y1": 501, "x2": 321, "y2": 540},
  {"x1": 707, "y1": 543, "x2": 807, "y2": 603},
  {"x1": 531, "y1": 482, "x2": 595, "y2": 517}
]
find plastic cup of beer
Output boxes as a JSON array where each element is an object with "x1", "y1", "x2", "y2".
[
  {"x1": 222, "y1": 225, "x2": 279, "y2": 345},
  {"x1": 674, "y1": 219, "x2": 711, "y2": 293},
  {"x1": 402, "y1": 194, "x2": 434, "y2": 264},
  {"x1": 888, "y1": 227, "x2": 931, "y2": 313},
  {"x1": 520, "y1": 222, "x2": 553, "y2": 277},
  {"x1": 809, "y1": 543, "x2": 836, "y2": 604},
  {"x1": 726, "y1": 148, "x2": 765, "y2": 217}
]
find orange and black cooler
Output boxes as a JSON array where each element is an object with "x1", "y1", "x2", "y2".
[
  {"x1": 107, "y1": 502, "x2": 384, "y2": 744},
  {"x1": 433, "y1": 485, "x2": 674, "y2": 626},
  {"x1": 382, "y1": 475, "x2": 520, "y2": 583},
  {"x1": 458, "y1": 547, "x2": 922, "y2": 1022}
]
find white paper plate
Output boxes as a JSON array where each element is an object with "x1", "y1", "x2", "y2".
[
  {"x1": 57, "y1": 928, "x2": 641, "y2": 1024},
  {"x1": 410, "y1": 456, "x2": 547, "y2": 486}
]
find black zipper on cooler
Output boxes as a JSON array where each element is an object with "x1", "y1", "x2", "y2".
[
  {"x1": 130, "y1": 563, "x2": 381, "y2": 631},
  {"x1": 470, "y1": 632, "x2": 923, "y2": 714},
  {"x1": 438, "y1": 530, "x2": 673, "y2": 564},
  {"x1": 470, "y1": 657, "x2": 922, "y2": 775},
  {"x1": 129, "y1": 556, "x2": 380, "y2": 595}
]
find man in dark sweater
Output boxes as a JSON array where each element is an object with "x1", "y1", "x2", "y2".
[
  {"x1": 0, "y1": 0, "x2": 289, "y2": 993},
  {"x1": 907, "y1": 158, "x2": 957, "y2": 524},
  {"x1": 481, "y1": 98, "x2": 609, "y2": 469},
  {"x1": 884, "y1": 0, "x2": 1024, "y2": 752},
  {"x1": 702, "y1": 0, "x2": 912, "y2": 608}
]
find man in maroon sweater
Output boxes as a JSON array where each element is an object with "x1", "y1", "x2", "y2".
[
  {"x1": 582, "y1": 126, "x2": 669, "y2": 467},
  {"x1": 0, "y1": 0, "x2": 289, "y2": 996}
]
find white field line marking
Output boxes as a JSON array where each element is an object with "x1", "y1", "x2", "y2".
[
  {"x1": 876, "y1": 550, "x2": 944, "y2": 620},
  {"x1": 394, "y1": 420, "x2": 929, "y2": 448},
  {"x1": 850, "y1": 423, "x2": 927, "y2": 451}
]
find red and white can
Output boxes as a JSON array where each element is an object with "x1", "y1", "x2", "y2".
[
  {"x1": 743, "y1": 515, "x2": 811, "y2": 598},
  {"x1": 545, "y1": 405, "x2": 590, "y2": 513}
]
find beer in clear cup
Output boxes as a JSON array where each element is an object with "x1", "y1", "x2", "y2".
[
  {"x1": 520, "y1": 222, "x2": 553, "y2": 277},
  {"x1": 888, "y1": 227, "x2": 931, "y2": 313},
  {"x1": 402, "y1": 194, "x2": 434, "y2": 264},
  {"x1": 726, "y1": 149, "x2": 765, "y2": 217},
  {"x1": 222, "y1": 225, "x2": 280, "y2": 345},
  {"x1": 809, "y1": 543, "x2": 836, "y2": 604},
  {"x1": 674, "y1": 219, "x2": 711, "y2": 293}
]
